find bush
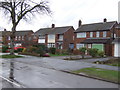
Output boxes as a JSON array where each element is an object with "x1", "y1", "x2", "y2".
[
  {"x1": 49, "y1": 48, "x2": 56, "y2": 54},
  {"x1": 98, "y1": 51, "x2": 105, "y2": 57},
  {"x1": 88, "y1": 48, "x2": 98, "y2": 57},
  {"x1": 2, "y1": 46, "x2": 8, "y2": 53},
  {"x1": 79, "y1": 47, "x2": 87, "y2": 58},
  {"x1": 14, "y1": 48, "x2": 24, "y2": 53}
]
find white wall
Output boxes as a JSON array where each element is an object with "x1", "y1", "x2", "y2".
[{"x1": 114, "y1": 43, "x2": 120, "y2": 57}]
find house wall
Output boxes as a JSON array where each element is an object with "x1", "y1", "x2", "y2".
[{"x1": 63, "y1": 27, "x2": 75, "y2": 50}]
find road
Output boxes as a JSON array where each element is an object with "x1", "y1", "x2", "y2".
[{"x1": 0, "y1": 55, "x2": 119, "y2": 88}]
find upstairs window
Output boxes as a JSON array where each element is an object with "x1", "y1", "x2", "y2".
[
  {"x1": 22, "y1": 36, "x2": 24, "y2": 40},
  {"x1": 8, "y1": 36, "x2": 10, "y2": 40},
  {"x1": 90, "y1": 32, "x2": 93, "y2": 38},
  {"x1": 96, "y1": 32, "x2": 100, "y2": 37},
  {"x1": 58, "y1": 35, "x2": 63, "y2": 41},
  {"x1": 0, "y1": 37, "x2": 2, "y2": 41},
  {"x1": 103, "y1": 31, "x2": 107, "y2": 37},
  {"x1": 18, "y1": 36, "x2": 21, "y2": 40},
  {"x1": 48, "y1": 35, "x2": 55, "y2": 43},
  {"x1": 77, "y1": 32, "x2": 86, "y2": 38}
]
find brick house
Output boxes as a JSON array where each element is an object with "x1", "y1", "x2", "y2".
[
  {"x1": 0, "y1": 30, "x2": 36, "y2": 48},
  {"x1": 14, "y1": 30, "x2": 36, "y2": 47},
  {"x1": 74, "y1": 19, "x2": 118, "y2": 56},
  {"x1": 35, "y1": 24, "x2": 75, "y2": 50}
]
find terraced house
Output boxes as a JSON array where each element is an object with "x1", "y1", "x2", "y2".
[
  {"x1": 35, "y1": 24, "x2": 75, "y2": 50},
  {"x1": 74, "y1": 19, "x2": 118, "y2": 56}
]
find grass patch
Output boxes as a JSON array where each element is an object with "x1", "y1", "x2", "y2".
[
  {"x1": 72, "y1": 67, "x2": 120, "y2": 83},
  {"x1": 0, "y1": 55, "x2": 23, "y2": 58},
  {"x1": 94, "y1": 58, "x2": 120, "y2": 67},
  {"x1": 50, "y1": 54, "x2": 68, "y2": 56}
]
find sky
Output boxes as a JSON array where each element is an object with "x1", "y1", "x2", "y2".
[{"x1": 0, "y1": 0, "x2": 119, "y2": 32}]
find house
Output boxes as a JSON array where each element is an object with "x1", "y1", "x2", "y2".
[
  {"x1": 0, "y1": 30, "x2": 36, "y2": 48},
  {"x1": 74, "y1": 19, "x2": 118, "y2": 56},
  {"x1": 112, "y1": 24, "x2": 120, "y2": 57},
  {"x1": 35, "y1": 24, "x2": 75, "y2": 50},
  {"x1": 14, "y1": 30, "x2": 36, "y2": 47}
]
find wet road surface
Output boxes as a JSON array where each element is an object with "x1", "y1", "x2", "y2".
[{"x1": 0, "y1": 56, "x2": 119, "y2": 88}]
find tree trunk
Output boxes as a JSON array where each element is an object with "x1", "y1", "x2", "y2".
[{"x1": 10, "y1": 26, "x2": 16, "y2": 55}]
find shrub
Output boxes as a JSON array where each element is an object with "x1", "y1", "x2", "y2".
[
  {"x1": 14, "y1": 48, "x2": 24, "y2": 53},
  {"x1": 49, "y1": 48, "x2": 56, "y2": 54},
  {"x1": 98, "y1": 51, "x2": 105, "y2": 57},
  {"x1": 2, "y1": 46, "x2": 8, "y2": 53},
  {"x1": 79, "y1": 47, "x2": 87, "y2": 59},
  {"x1": 88, "y1": 48, "x2": 98, "y2": 57}
]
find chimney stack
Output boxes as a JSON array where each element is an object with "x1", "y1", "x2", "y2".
[
  {"x1": 52, "y1": 24, "x2": 55, "y2": 28},
  {"x1": 103, "y1": 18, "x2": 107, "y2": 23},
  {"x1": 78, "y1": 20, "x2": 82, "y2": 27},
  {"x1": 4, "y1": 29, "x2": 7, "y2": 31}
]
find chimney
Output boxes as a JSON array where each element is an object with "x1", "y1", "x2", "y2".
[
  {"x1": 52, "y1": 24, "x2": 55, "y2": 28},
  {"x1": 103, "y1": 18, "x2": 107, "y2": 23},
  {"x1": 78, "y1": 20, "x2": 82, "y2": 27},
  {"x1": 4, "y1": 29, "x2": 7, "y2": 31}
]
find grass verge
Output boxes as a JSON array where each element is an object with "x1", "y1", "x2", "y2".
[
  {"x1": 0, "y1": 54, "x2": 23, "y2": 58},
  {"x1": 72, "y1": 67, "x2": 119, "y2": 83}
]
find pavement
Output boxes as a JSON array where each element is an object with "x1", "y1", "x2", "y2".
[{"x1": 0, "y1": 53, "x2": 119, "y2": 88}]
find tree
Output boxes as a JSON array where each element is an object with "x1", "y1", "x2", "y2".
[
  {"x1": 79, "y1": 47, "x2": 86, "y2": 59},
  {"x1": 0, "y1": 0, "x2": 51, "y2": 55}
]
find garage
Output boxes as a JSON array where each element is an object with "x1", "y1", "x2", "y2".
[
  {"x1": 112, "y1": 38, "x2": 120, "y2": 57},
  {"x1": 92, "y1": 44, "x2": 104, "y2": 51}
]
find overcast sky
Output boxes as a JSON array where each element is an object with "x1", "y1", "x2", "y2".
[{"x1": 0, "y1": 0, "x2": 119, "y2": 32}]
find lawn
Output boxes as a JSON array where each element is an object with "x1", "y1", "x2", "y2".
[
  {"x1": 72, "y1": 67, "x2": 120, "y2": 83},
  {"x1": 94, "y1": 58, "x2": 120, "y2": 67},
  {"x1": 0, "y1": 54, "x2": 23, "y2": 58},
  {"x1": 50, "y1": 54, "x2": 69, "y2": 56}
]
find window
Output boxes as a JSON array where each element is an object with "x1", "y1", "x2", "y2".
[
  {"x1": 0, "y1": 37, "x2": 2, "y2": 41},
  {"x1": 90, "y1": 32, "x2": 93, "y2": 38},
  {"x1": 38, "y1": 39, "x2": 45, "y2": 43},
  {"x1": 58, "y1": 35, "x2": 63, "y2": 41},
  {"x1": 103, "y1": 31, "x2": 107, "y2": 37},
  {"x1": 22, "y1": 36, "x2": 24, "y2": 40},
  {"x1": 114, "y1": 34, "x2": 116, "y2": 38},
  {"x1": 96, "y1": 32, "x2": 99, "y2": 37},
  {"x1": 76, "y1": 44, "x2": 84, "y2": 49},
  {"x1": 47, "y1": 43, "x2": 55, "y2": 48},
  {"x1": 18, "y1": 36, "x2": 21, "y2": 40},
  {"x1": 48, "y1": 35, "x2": 55, "y2": 43},
  {"x1": 88, "y1": 44, "x2": 92, "y2": 48},
  {"x1": 15, "y1": 36, "x2": 17, "y2": 40},
  {"x1": 77, "y1": 32, "x2": 86, "y2": 38}
]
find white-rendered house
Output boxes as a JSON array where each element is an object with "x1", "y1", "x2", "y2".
[{"x1": 112, "y1": 38, "x2": 120, "y2": 57}]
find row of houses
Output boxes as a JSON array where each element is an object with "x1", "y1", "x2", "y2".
[{"x1": 0, "y1": 19, "x2": 120, "y2": 57}]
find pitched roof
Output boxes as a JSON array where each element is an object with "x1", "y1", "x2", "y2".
[
  {"x1": 112, "y1": 38, "x2": 120, "y2": 43},
  {"x1": 75, "y1": 21, "x2": 117, "y2": 32},
  {"x1": 0, "y1": 31, "x2": 11, "y2": 36},
  {"x1": 15, "y1": 30, "x2": 33, "y2": 36},
  {"x1": 35, "y1": 26, "x2": 73, "y2": 35},
  {"x1": 115, "y1": 24, "x2": 120, "y2": 29}
]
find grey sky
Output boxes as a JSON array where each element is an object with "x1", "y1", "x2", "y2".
[{"x1": 0, "y1": 0, "x2": 119, "y2": 32}]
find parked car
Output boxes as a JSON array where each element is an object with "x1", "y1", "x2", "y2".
[{"x1": 14, "y1": 46, "x2": 26, "y2": 50}]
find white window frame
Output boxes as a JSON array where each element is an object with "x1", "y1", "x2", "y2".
[
  {"x1": 38, "y1": 39, "x2": 45, "y2": 43},
  {"x1": 76, "y1": 44, "x2": 85, "y2": 49},
  {"x1": 47, "y1": 43, "x2": 55, "y2": 48},
  {"x1": 77, "y1": 32, "x2": 86, "y2": 38},
  {"x1": 90, "y1": 32, "x2": 93, "y2": 38},
  {"x1": 48, "y1": 34, "x2": 55, "y2": 43},
  {"x1": 96, "y1": 32, "x2": 100, "y2": 37},
  {"x1": 58, "y1": 35, "x2": 63, "y2": 41},
  {"x1": 103, "y1": 31, "x2": 107, "y2": 37}
]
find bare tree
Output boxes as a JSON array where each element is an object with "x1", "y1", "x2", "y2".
[{"x1": 0, "y1": 0, "x2": 51, "y2": 55}]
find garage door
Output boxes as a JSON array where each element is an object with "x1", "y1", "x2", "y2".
[
  {"x1": 114, "y1": 43, "x2": 120, "y2": 57},
  {"x1": 92, "y1": 44, "x2": 104, "y2": 51}
]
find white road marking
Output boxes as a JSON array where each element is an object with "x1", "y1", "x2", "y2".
[{"x1": 0, "y1": 75, "x2": 21, "y2": 87}]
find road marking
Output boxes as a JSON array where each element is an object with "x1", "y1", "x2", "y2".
[{"x1": 0, "y1": 75, "x2": 21, "y2": 88}]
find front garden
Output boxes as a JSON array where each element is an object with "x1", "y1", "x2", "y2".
[{"x1": 71, "y1": 67, "x2": 120, "y2": 84}]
